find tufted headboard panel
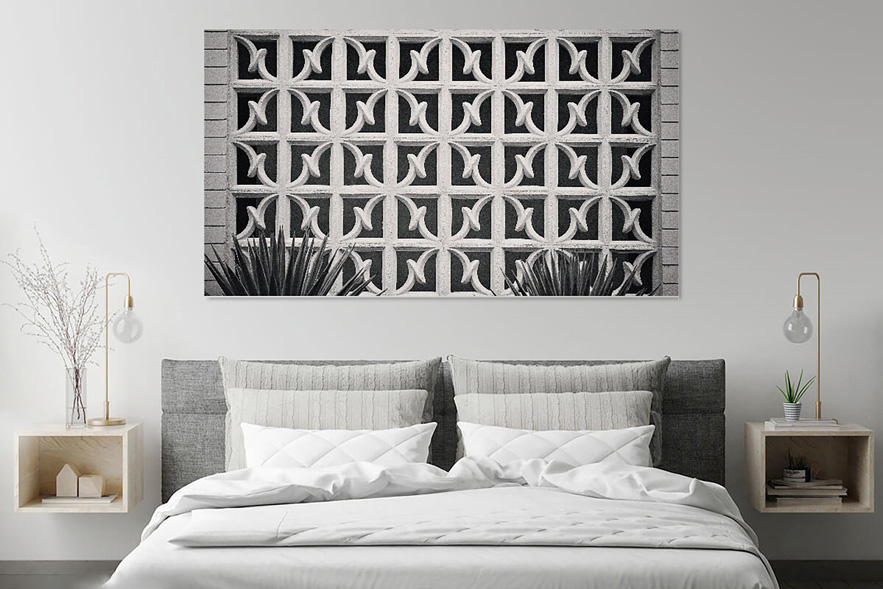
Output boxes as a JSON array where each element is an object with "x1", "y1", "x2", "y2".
[{"x1": 161, "y1": 359, "x2": 725, "y2": 502}]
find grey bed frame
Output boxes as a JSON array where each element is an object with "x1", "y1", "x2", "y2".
[{"x1": 161, "y1": 359, "x2": 726, "y2": 502}]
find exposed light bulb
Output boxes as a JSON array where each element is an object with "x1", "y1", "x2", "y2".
[
  {"x1": 783, "y1": 309, "x2": 812, "y2": 344},
  {"x1": 113, "y1": 308, "x2": 144, "y2": 344}
]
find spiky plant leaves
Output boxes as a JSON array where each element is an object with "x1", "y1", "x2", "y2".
[
  {"x1": 204, "y1": 227, "x2": 376, "y2": 296},
  {"x1": 777, "y1": 369, "x2": 817, "y2": 403},
  {"x1": 786, "y1": 449, "x2": 809, "y2": 470},
  {"x1": 503, "y1": 250, "x2": 653, "y2": 297}
]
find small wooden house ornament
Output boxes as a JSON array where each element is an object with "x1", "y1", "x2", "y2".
[
  {"x1": 78, "y1": 475, "x2": 105, "y2": 498},
  {"x1": 56, "y1": 463, "x2": 81, "y2": 497}
]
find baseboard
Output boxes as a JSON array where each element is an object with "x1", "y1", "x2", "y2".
[
  {"x1": 771, "y1": 560, "x2": 883, "y2": 581},
  {"x1": 0, "y1": 561, "x2": 119, "y2": 575}
]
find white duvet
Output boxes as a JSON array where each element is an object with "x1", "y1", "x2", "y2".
[{"x1": 108, "y1": 459, "x2": 778, "y2": 589}]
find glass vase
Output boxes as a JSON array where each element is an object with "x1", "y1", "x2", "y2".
[{"x1": 66, "y1": 367, "x2": 87, "y2": 429}]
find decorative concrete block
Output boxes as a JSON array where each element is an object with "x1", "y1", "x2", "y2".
[
  {"x1": 204, "y1": 30, "x2": 681, "y2": 297},
  {"x1": 78, "y1": 475, "x2": 105, "y2": 498},
  {"x1": 56, "y1": 463, "x2": 81, "y2": 497}
]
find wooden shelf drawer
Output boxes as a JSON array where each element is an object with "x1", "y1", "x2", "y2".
[
  {"x1": 14, "y1": 423, "x2": 143, "y2": 513},
  {"x1": 745, "y1": 422, "x2": 874, "y2": 514}
]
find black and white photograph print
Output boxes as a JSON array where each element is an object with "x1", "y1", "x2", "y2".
[{"x1": 203, "y1": 29, "x2": 680, "y2": 297}]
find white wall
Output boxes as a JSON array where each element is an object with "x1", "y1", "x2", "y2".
[{"x1": 0, "y1": 0, "x2": 881, "y2": 561}]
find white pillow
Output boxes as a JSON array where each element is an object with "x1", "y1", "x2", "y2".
[
  {"x1": 241, "y1": 422, "x2": 437, "y2": 469},
  {"x1": 458, "y1": 422, "x2": 654, "y2": 468}
]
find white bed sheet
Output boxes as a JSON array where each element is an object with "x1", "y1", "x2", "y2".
[
  {"x1": 107, "y1": 459, "x2": 777, "y2": 589},
  {"x1": 111, "y1": 512, "x2": 775, "y2": 589}
]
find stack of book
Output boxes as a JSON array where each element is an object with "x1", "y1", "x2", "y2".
[
  {"x1": 767, "y1": 418, "x2": 840, "y2": 429},
  {"x1": 767, "y1": 479, "x2": 847, "y2": 507},
  {"x1": 42, "y1": 493, "x2": 118, "y2": 504}
]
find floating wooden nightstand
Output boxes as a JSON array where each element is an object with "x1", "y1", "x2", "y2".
[
  {"x1": 14, "y1": 423, "x2": 143, "y2": 513},
  {"x1": 745, "y1": 422, "x2": 874, "y2": 513}
]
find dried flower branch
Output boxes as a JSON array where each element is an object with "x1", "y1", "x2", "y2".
[{"x1": 3, "y1": 229, "x2": 104, "y2": 425}]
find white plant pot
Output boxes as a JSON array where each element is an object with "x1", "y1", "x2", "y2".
[
  {"x1": 783, "y1": 468, "x2": 810, "y2": 483},
  {"x1": 783, "y1": 402, "x2": 802, "y2": 422}
]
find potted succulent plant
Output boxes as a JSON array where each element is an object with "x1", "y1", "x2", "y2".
[
  {"x1": 783, "y1": 450, "x2": 810, "y2": 483},
  {"x1": 776, "y1": 369, "x2": 815, "y2": 421}
]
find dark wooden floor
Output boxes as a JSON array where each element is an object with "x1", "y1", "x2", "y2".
[
  {"x1": 779, "y1": 579, "x2": 883, "y2": 589},
  {"x1": 774, "y1": 561, "x2": 883, "y2": 588},
  {"x1": 1, "y1": 561, "x2": 881, "y2": 588},
  {"x1": 3, "y1": 574, "x2": 881, "y2": 588},
  {"x1": 0, "y1": 562, "x2": 116, "y2": 589}
]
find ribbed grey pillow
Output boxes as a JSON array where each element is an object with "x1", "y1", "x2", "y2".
[
  {"x1": 226, "y1": 388, "x2": 428, "y2": 471},
  {"x1": 449, "y1": 357, "x2": 671, "y2": 465},
  {"x1": 454, "y1": 391, "x2": 653, "y2": 432},
  {"x1": 219, "y1": 357, "x2": 441, "y2": 419}
]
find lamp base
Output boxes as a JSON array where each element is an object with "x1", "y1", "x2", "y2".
[{"x1": 87, "y1": 417, "x2": 126, "y2": 427}]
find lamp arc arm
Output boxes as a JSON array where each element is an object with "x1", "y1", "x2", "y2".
[
  {"x1": 796, "y1": 271, "x2": 819, "y2": 298},
  {"x1": 91, "y1": 272, "x2": 133, "y2": 426},
  {"x1": 795, "y1": 272, "x2": 821, "y2": 419}
]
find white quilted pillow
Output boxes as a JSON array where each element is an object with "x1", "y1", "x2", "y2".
[
  {"x1": 241, "y1": 422, "x2": 437, "y2": 469},
  {"x1": 458, "y1": 422, "x2": 654, "y2": 468}
]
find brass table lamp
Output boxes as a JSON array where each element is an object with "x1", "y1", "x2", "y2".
[
  {"x1": 87, "y1": 272, "x2": 143, "y2": 427},
  {"x1": 782, "y1": 272, "x2": 822, "y2": 419}
]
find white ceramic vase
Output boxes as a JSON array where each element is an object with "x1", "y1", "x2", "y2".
[{"x1": 783, "y1": 468, "x2": 810, "y2": 484}]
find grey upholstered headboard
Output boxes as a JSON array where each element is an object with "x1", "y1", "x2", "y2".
[{"x1": 161, "y1": 359, "x2": 725, "y2": 502}]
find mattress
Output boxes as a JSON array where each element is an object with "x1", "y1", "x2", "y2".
[
  {"x1": 110, "y1": 515, "x2": 775, "y2": 589},
  {"x1": 107, "y1": 458, "x2": 777, "y2": 589}
]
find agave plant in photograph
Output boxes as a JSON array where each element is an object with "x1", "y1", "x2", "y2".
[
  {"x1": 503, "y1": 250, "x2": 656, "y2": 297},
  {"x1": 777, "y1": 369, "x2": 816, "y2": 421},
  {"x1": 205, "y1": 227, "x2": 376, "y2": 296}
]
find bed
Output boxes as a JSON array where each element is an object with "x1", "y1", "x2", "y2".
[{"x1": 106, "y1": 359, "x2": 778, "y2": 589}]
